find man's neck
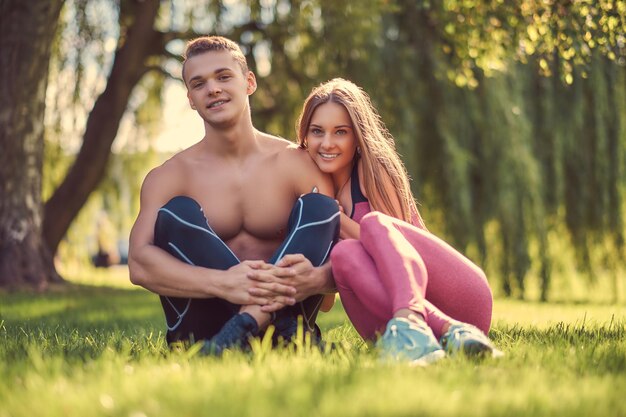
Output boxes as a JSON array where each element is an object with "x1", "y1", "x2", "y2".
[{"x1": 201, "y1": 118, "x2": 259, "y2": 158}]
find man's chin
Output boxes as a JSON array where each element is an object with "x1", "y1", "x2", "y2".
[{"x1": 203, "y1": 116, "x2": 238, "y2": 130}]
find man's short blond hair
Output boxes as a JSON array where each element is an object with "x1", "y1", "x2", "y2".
[{"x1": 182, "y1": 36, "x2": 248, "y2": 83}]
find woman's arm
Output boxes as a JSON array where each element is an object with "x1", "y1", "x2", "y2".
[{"x1": 339, "y1": 211, "x2": 361, "y2": 240}]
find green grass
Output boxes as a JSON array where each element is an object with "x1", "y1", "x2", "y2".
[{"x1": 1, "y1": 268, "x2": 625, "y2": 417}]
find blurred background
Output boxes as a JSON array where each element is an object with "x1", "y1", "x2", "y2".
[{"x1": 2, "y1": 0, "x2": 625, "y2": 302}]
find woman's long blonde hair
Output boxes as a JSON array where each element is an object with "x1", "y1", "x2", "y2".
[{"x1": 296, "y1": 78, "x2": 419, "y2": 224}]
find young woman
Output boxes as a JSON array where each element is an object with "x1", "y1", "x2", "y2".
[{"x1": 296, "y1": 78, "x2": 501, "y2": 364}]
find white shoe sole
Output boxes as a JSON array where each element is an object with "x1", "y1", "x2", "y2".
[{"x1": 409, "y1": 349, "x2": 446, "y2": 367}]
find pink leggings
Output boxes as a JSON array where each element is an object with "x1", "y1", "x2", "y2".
[{"x1": 330, "y1": 212, "x2": 493, "y2": 340}]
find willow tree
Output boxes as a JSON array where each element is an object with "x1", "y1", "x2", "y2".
[
  {"x1": 0, "y1": 0, "x2": 65, "y2": 288},
  {"x1": 43, "y1": 0, "x2": 168, "y2": 255},
  {"x1": 365, "y1": 0, "x2": 626, "y2": 299}
]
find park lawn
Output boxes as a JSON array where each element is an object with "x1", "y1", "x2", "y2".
[{"x1": 1, "y1": 269, "x2": 625, "y2": 417}]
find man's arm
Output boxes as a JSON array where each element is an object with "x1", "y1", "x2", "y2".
[{"x1": 128, "y1": 165, "x2": 289, "y2": 306}]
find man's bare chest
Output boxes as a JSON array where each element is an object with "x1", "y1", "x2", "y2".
[{"x1": 183, "y1": 170, "x2": 295, "y2": 242}]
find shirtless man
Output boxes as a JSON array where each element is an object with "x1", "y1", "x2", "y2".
[{"x1": 128, "y1": 36, "x2": 339, "y2": 352}]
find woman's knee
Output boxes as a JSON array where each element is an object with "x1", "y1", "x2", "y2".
[
  {"x1": 473, "y1": 266, "x2": 493, "y2": 303},
  {"x1": 330, "y1": 239, "x2": 364, "y2": 286},
  {"x1": 471, "y1": 267, "x2": 493, "y2": 332},
  {"x1": 360, "y1": 211, "x2": 385, "y2": 228},
  {"x1": 360, "y1": 211, "x2": 392, "y2": 242}
]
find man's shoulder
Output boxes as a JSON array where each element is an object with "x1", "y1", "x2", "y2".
[
  {"x1": 258, "y1": 132, "x2": 294, "y2": 150},
  {"x1": 143, "y1": 151, "x2": 189, "y2": 187},
  {"x1": 257, "y1": 132, "x2": 333, "y2": 195},
  {"x1": 259, "y1": 134, "x2": 314, "y2": 165},
  {"x1": 279, "y1": 144, "x2": 319, "y2": 171},
  {"x1": 257, "y1": 133, "x2": 305, "y2": 162}
]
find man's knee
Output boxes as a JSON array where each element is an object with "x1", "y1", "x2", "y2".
[
  {"x1": 286, "y1": 192, "x2": 340, "y2": 241},
  {"x1": 155, "y1": 196, "x2": 204, "y2": 246},
  {"x1": 161, "y1": 196, "x2": 202, "y2": 215},
  {"x1": 299, "y1": 192, "x2": 340, "y2": 218}
]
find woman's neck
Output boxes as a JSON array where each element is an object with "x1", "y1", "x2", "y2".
[{"x1": 332, "y1": 161, "x2": 355, "y2": 198}]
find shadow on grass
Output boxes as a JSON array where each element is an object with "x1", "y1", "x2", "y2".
[
  {"x1": 0, "y1": 282, "x2": 357, "y2": 363},
  {"x1": 0, "y1": 282, "x2": 351, "y2": 335},
  {"x1": 0, "y1": 282, "x2": 164, "y2": 333}
]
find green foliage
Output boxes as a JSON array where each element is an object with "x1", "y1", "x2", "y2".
[
  {"x1": 47, "y1": 0, "x2": 119, "y2": 143},
  {"x1": 1, "y1": 277, "x2": 626, "y2": 417},
  {"x1": 400, "y1": 0, "x2": 626, "y2": 85},
  {"x1": 43, "y1": 0, "x2": 626, "y2": 299},
  {"x1": 360, "y1": 3, "x2": 626, "y2": 299}
]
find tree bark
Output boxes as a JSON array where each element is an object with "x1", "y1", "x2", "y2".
[
  {"x1": 0, "y1": 0, "x2": 64, "y2": 288},
  {"x1": 43, "y1": 0, "x2": 161, "y2": 254}
]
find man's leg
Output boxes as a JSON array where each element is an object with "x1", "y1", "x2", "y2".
[
  {"x1": 211, "y1": 193, "x2": 340, "y2": 348},
  {"x1": 153, "y1": 196, "x2": 240, "y2": 344},
  {"x1": 267, "y1": 193, "x2": 340, "y2": 333}
]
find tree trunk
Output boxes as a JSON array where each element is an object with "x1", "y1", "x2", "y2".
[
  {"x1": 43, "y1": 0, "x2": 161, "y2": 254},
  {"x1": 0, "y1": 0, "x2": 64, "y2": 288}
]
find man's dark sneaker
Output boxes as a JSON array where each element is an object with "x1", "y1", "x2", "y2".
[
  {"x1": 271, "y1": 311, "x2": 299, "y2": 345},
  {"x1": 270, "y1": 311, "x2": 322, "y2": 347},
  {"x1": 201, "y1": 312, "x2": 259, "y2": 356}
]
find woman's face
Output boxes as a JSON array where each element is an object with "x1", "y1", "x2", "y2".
[{"x1": 306, "y1": 101, "x2": 358, "y2": 180}]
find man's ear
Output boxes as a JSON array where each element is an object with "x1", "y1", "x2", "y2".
[
  {"x1": 246, "y1": 71, "x2": 257, "y2": 95},
  {"x1": 187, "y1": 91, "x2": 197, "y2": 110}
]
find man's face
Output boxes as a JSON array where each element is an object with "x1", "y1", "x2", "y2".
[{"x1": 185, "y1": 50, "x2": 256, "y2": 129}]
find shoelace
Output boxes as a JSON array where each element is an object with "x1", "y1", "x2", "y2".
[{"x1": 388, "y1": 323, "x2": 423, "y2": 350}]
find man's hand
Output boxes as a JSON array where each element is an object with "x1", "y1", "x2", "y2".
[
  {"x1": 218, "y1": 260, "x2": 296, "y2": 307},
  {"x1": 247, "y1": 254, "x2": 328, "y2": 312}
]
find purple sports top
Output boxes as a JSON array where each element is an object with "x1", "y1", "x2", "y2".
[
  {"x1": 348, "y1": 162, "x2": 371, "y2": 224},
  {"x1": 349, "y1": 161, "x2": 427, "y2": 230}
]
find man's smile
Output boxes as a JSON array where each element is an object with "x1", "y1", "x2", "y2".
[{"x1": 207, "y1": 99, "x2": 228, "y2": 109}]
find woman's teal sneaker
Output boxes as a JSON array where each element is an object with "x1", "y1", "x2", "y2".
[
  {"x1": 376, "y1": 317, "x2": 446, "y2": 366},
  {"x1": 439, "y1": 323, "x2": 503, "y2": 358}
]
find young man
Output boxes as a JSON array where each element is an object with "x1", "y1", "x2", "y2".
[{"x1": 128, "y1": 36, "x2": 339, "y2": 352}]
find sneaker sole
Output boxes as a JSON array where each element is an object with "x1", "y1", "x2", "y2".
[
  {"x1": 409, "y1": 349, "x2": 446, "y2": 367},
  {"x1": 461, "y1": 341, "x2": 505, "y2": 358}
]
